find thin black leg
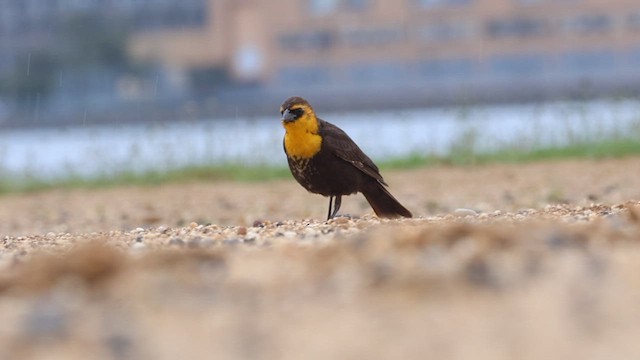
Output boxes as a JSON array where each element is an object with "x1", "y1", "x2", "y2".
[
  {"x1": 330, "y1": 195, "x2": 342, "y2": 219},
  {"x1": 327, "y1": 196, "x2": 334, "y2": 221}
]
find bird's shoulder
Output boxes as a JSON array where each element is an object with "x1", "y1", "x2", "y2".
[
  {"x1": 318, "y1": 118, "x2": 350, "y2": 140},
  {"x1": 317, "y1": 118, "x2": 387, "y2": 185}
]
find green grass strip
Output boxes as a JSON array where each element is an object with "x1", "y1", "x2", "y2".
[{"x1": 1, "y1": 137, "x2": 639, "y2": 194}]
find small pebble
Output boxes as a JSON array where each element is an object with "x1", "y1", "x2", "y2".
[
  {"x1": 332, "y1": 217, "x2": 350, "y2": 225},
  {"x1": 237, "y1": 227, "x2": 248, "y2": 236},
  {"x1": 454, "y1": 208, "x2": 478, "y2": 217},
  {"x1": 189, "y1": 222, "x2": 198, "y2": 229},
  {"x1": 245, "y1": 231, "x2": 259, "y2": 241},
  {"x1": 131, "y1": 242, "x2": 146, "y2": 250}
]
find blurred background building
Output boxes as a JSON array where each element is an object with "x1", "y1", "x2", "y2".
[{"x1": 1, "y1": 0, "x2": 640, "y2": 125}]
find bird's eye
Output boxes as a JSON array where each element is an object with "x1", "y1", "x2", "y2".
[{"x1": 292, "y1": 108, "x2": 304, "y2": 117}]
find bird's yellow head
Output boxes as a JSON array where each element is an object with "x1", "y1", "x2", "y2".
[
  {"x1": 280, "y1": 96, "x2": 319, "y2": 133},
  {"x1": 280, "y1": 96, "x2": 322, "y2": 159}
]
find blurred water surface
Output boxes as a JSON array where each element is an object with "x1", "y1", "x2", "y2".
[{"x1": 1, "y1": 99, "x2": 639, "y2": 180}]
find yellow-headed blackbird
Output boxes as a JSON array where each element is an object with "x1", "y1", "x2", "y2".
[{"x1": 280, "y1": 96, "x2": 412, "y2": 220}]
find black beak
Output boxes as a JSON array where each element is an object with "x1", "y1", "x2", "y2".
[{"x1": 282, "y1": 109, "x2": 296, "y2": 123}]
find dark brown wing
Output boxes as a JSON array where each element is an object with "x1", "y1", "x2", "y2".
[{"x1": 318, "y1": 118, "x2": 388, "y2": 186}]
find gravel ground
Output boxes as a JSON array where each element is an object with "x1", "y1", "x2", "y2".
[{"x1": 1, "y1": 158, "x2": 640, "y2": 359}]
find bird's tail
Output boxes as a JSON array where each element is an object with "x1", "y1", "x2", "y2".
[{"x1": 362, "y1": 181, "x2": 412, "y2": 219}]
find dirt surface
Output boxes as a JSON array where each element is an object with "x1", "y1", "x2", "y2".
[{"x1": 1, "y1": 157, "x2": 640, "y2": 359}]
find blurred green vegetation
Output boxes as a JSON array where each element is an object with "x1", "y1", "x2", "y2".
[
  {"x1": 382, "y1": 137, "x2": 640, "y2": 168},
  {"x1": 1, "y1": 136, "x2": 640, "y2": 195},
  {"x1": 0, "y1": 164, "x2": 292, "y2": 194}
]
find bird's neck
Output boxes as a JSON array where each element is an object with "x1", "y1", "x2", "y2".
[{"x1": 283, "y1": 115, "x2": 322, "y2": 159}]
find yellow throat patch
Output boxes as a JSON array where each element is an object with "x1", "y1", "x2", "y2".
[{"x1": 283, "y1": 109, "x2": 322, "y2": 159}]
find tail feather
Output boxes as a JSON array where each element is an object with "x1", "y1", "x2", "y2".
[{"x1": 361, "y1": 181, "x2": 412, "y2": 219}]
